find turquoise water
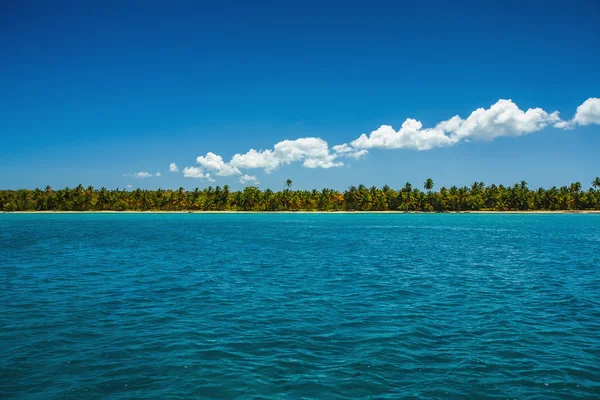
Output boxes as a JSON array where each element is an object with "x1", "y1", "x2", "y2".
[{"x1": 1, "y1": 213, "x2": 599, "y2": 399}]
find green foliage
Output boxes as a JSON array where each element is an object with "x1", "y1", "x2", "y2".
[{"x1": 2, "y1": 179, "x2": 600, "y2": 212}]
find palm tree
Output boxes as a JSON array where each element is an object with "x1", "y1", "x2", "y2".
[
  {"x1": 424, "y1": 178, "x2": 434, "y2": 192},
  {"x1": 220, "y1": 185, "x2": 231, "y2": 210},
  {"x1": 520, "y1": 180, "x2": 528, "y2": 190},
  {"x1": 44, "y1": 185, "x2": 54, "y2": 210},
  {"x1": 344, "y1": 186, "x2": 359, "y2": 211},
  {"x1": 285, "y1": 179, "x2": 293, "y2": 189},
  {"x1": 357, "y1": 185, "x2": 372, "y2": 210},
  {"x1": 263, "y1": 189, "x2": 277, "y2": 211},
  {"x1": 4, "y1": 177, "x2": 600, "y2": 212},
  {"x1": 400, "y1": 182, "x2": 412, "y2": 211},
  {"x1": 570, "y1": 182, "x2": 582, "y2": 210},
  {"x1": 423, "y1": 178, "x2": 434, "y2": 211}
]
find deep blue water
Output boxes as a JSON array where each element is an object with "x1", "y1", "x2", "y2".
[{"x1": 1, "y1": 213, "x2": 599, "y2": 399}]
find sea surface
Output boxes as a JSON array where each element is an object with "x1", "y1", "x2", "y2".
[{"x1": 1, "y1": 213, "x2": 599, "y2": 399}]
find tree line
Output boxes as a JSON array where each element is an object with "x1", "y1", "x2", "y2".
[{"x1": 1, "y1": 178, "x2": 600, "y2": 212}]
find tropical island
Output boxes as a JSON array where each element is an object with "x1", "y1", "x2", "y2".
[{"x1": 2, "y1": 178, "x2": 600, "y2": 212}]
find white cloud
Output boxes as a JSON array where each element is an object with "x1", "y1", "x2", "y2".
[
  {"x1": 351, "y1": 120, "x2": 457, "y2": 151},
  {"x1": 351, "y1": 99, "x2": 568, "y2": 151},
  {"x1": 169, "y1": 163, "x2": 179, "y2": 172},
  {"x1": 332, "y1": 143, "x2": 369, "y2": 159},
  {"x1": 439, "y1": 100, "x2": 562, "y2": 141},
  {"x1": 572, "y1": 97, "x2": 600, "y2": 126},
  {"x1": 126, "y1": 184, "x2": 133, "y2": 189},
  {"x1": 332, "y1": 143, "x2": 352, "y2": 153},
  {"x1": 230, "y1": 137, "x2": 343, "y2": 172},
  {"x1": 302, "y1": 158, "x2": 344, "y2": 168},
  {"x1": 182, "y1": 166, "x2": 215, "y2": 181},
  {"x1": 155, "y1": 172, "x2": 161, "y2": 177},
  {"x1": 182, "y1": 138, "x2": 344, "y2": 183},
  {"x1": 275, "y1": 138, "x2": 342, "y2": 169},
  {"x1": 196, "y1": 152, "x2": 241, "y2": 176},
  {"x1": 239, "y1": 174, "x2": 259, "y2": 185},
  {"x1": 172, "y1": 98, "x2": 599, "y2": 181},
  {"x1": 125, "y1": 172, "x2": 153, "y2": 178},
  {"x1": 230, "y1": 149, "x2": 279, "y2": 172}
]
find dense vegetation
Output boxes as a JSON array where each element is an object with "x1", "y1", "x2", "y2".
[{"x1": 2, "y1": 178, "x2": 600, "y2": 212}]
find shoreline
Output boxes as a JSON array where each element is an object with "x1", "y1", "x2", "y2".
[{"x1": 4, "y1": 210, "x2": 600, "y2": 214}]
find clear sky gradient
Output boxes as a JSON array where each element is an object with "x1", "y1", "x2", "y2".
[{"x1": 1, "y1": 0, "x2": 599, "y2": 190}]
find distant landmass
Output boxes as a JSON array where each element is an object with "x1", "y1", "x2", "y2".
[{"x1": 2, "y1": 178, "x2": 600, "y2": 212}]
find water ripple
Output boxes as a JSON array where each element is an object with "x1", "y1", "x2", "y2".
[{"x1": 1, "y1": 213, "x2": 599, "y2": 399}]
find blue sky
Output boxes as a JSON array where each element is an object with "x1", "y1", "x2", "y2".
[{"x1": 1, "y1": 0, "x2": 599, "y2": 190}]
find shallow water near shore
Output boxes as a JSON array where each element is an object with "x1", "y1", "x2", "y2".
[{"x1": 1, "y1": 213, "x2": 599, "y2": 399}]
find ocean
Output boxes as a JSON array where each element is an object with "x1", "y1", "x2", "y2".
[{"x1": 1, "y1": 213, "x2": 599, "y2": 399}]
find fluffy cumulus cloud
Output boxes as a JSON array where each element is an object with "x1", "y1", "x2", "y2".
[
  {"x1": 351, "y1": 99, "x2": 568, "y2": 151},
  {"x1": 196, "y1": 152, "x2": 241, "y2": 176},
  {"x1": 439, "y1": 100, "x2": 562, "y2": 141},
  {"x1": 239, "y1": 174, "x2": 259, "y2": 185},
  {"x1": 332, "y1": 143, "x2": 369, "y2": 159},
  {"x1": 351, "y1": 120, "x2": 457, "y2": 151},
  {"x1": 183, "y1": 137, "x2": 344, "y2": 181},
  {"x1": 572, "y1": 98, "x2": 600, "y2": 126},
  {"x1": 182, "y1": 166, "x2": 215, "y2": 181},
  {"x1": 229, "y1": 149, "x2": 278, "y2": 171},
  {"x1": 155, "y1": 172, "x2": 161, "y2": 177},
  {"x1": 174, "y1": 97, "x2": 598, "y2": 182},
  {"x1": 231, "y1": 137, "x2": 343, "y2": 172},
  {"x1": 169, "y1": 163, "x2": 179, "y2": 172}
]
